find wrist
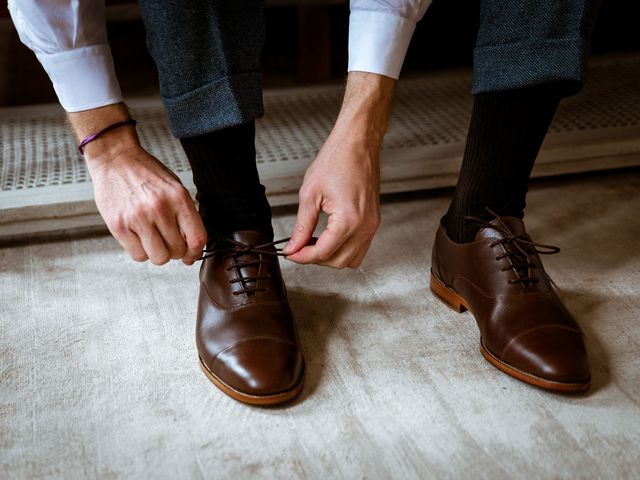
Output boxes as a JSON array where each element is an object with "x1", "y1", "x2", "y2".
[
  {"x1": 83, "y1": 131, "x2": 140, "y2": 166},
  {"x1": 337, "y1": 72, "x2": 396, "y2": 143},
  {"x1": 68, "y1": 102, "x2": 141, "y2": 161},
  {"x1": 334, "y1": 112, "x2": 386, "y2": 147}
]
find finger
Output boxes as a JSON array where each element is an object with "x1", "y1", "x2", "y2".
[
  {"x1": 283, "y1": 190, "x2": 320, "y2": 255},
  {"x1": 294, "y1": 228, "x2": 374, "y2": 269},
  {"x1": 347, "y1": 237, "x2": 374, "y2": 268},
  {"x1": 155, "y1": 214, "x2": 188, "y2": 260},
  {"x1": 286, "y1": 213, "x2": 351, "y2": 264},
  {"x1": 175, "y1": 196, "x2": 208, "y2": 264},
  {"x1": 136, "y1": 223, "x2": 171, "y2": 266},
  {"x1": 316, "y1": 234, "x2": 366, "y2": 269},
  {"x1": 116, "y1": 230, "x2": 148, "y2": 262}
]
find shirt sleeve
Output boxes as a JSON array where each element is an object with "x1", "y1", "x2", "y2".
[
  {"x1": 8, "y1": 0, "x2": 123, "y2": 112},
  {"x1": 348, "y1": 0, "x2": 433, "y2": 79}
]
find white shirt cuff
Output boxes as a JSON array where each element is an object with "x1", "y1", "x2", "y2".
[
  {"x1": 348, "y1": 10, "x2": 417, "y2": 80},
  {"x1": 35, "y1": 44, "x2": 123, "y2": 112}
]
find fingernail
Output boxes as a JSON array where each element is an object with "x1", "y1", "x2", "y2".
[{"x1": 283, "y1": 241, "x2": 293, "y2": 253}]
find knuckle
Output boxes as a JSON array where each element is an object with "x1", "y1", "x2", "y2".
[
  {"x1": 190, "y1": 231, "x2": 208, "y2": 249},
  {"x1": 110, "y1": 218, "x2": 126, "y2": 235},
  {"x1": 317, "y1": 251, "x2": 332, "y2": 262},
  {"x1": 151, "y1": 254, "x2": 170, "y2": 266},
  {"x1": 298, "y1": 187, "x2": 315, "y2": 204},
  {"x1": 173, "y1": 186, "x2": 190, "y2": 203},
  {"x1": 130, "y1": 252, "x2": 148, "y2": 262},
  {"x1": 126, "y1": 209, "x2": 144, "y2": 224},
  {"x1": 365, "y1": 223, "x2": 379, "y2": 237},
  {"x1": 148, "y1": 196, "x2": 165, "y2": 212}
]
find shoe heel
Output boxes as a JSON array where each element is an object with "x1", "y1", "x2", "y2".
[{"x1": 430, "y1": 272, "x2": 468, "y2": 313}]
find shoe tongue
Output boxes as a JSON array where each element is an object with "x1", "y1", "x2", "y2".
[
  {"x1": 475, "y1": 216, "x2": 527, "y2": 241},
  {"x1": 231, "y1": 230, "x2": 270, "y2": 246}
]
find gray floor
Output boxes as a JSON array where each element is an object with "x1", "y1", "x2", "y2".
[{"x1": 1, "y1": 170, "x2": 639, "y2": 479}]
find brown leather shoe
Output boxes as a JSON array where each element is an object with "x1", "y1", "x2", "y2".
[
  {"x1": 430, "y1": 211, "x2": 590, "y2": 392},
  {"x1": 196, "y1": 231, "x2": 304, "y2": 405}
]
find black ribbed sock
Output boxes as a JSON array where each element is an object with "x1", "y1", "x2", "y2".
[
  {"x1": 180, "y1": 121, "x2": 274, "y2": 240},
  {"x1": 441, "y1": 87, "x2": 561, "y2": 243}
]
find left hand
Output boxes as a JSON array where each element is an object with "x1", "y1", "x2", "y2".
[
  {"x1": 283, "y1": 72, "x2": 396, "y2": 268},
  {"x1": 282, "y1": 126, "x2": 381, "y2": 268}
]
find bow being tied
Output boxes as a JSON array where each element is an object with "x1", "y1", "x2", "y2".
[{"x1": 197, "y1": 236, "x2": 317, "y2": 295}]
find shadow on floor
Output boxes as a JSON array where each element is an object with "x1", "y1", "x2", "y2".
[
  {"x1": 255, "y1": 287, "x2": 350, "y2": 409},
  {"x1": 556, "y1": 287, "x2": 635, "y2": 397}
]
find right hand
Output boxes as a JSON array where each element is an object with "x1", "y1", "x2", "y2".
[{"x1": 84, "y1": 139, "x2": 207, "y2": 266}]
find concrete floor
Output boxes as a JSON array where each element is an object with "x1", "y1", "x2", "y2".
[{"x1": 1, "y1": 169, "x2": 639, "y2": 479}]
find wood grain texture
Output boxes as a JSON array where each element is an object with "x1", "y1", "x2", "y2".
[{"x1": 1, "y1": 170, "x2": 639, "y2": 479}]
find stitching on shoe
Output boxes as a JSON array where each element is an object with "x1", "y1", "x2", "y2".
[
  {"x1": 499, "y1": 324, "x2": 584, "y2": 359},
  {"x1": 210, "y1": 336, "x2": 300, "y2": 369},
  {"x1": 482, "y1": 339, "x2": 590, "y2": 386}
]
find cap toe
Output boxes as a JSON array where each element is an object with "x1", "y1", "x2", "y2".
[
  {"x1": 210, "y1": 338, "x2": 304, "y2": 396},
  {"x1": 501, "y1": 327, "x2": 590, "y2": 384}
]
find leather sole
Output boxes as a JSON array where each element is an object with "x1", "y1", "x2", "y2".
[
  {"x1": 199, "y1": 356, "x2": 304, "y2": 406},
  {"x1": 430, "y1": 271, "x2": 591, "y2": 393}
]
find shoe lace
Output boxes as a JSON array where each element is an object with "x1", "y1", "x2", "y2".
[
  {"x1": 197, "y1": 236, "x2": 290, "y2": 296},
  {"x1": 464, "y1": 208, "x2": 560, "y2": 286}
]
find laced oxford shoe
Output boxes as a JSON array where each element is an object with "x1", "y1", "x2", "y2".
[
  {"x1": 196, "y1": 231, "x2": 304, "y2": 405},
  {"x1": 430, "y1": 211, "x2": 590, "y2": 392}
]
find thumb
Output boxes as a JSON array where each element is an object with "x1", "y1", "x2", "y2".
[{"x1": 284, "y1": 191, "x2": 320, "y2": 254}]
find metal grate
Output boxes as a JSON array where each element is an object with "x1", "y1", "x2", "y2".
[
  {"x1": 2, "y1": 55, "x2": 640, "y2": 193},
  {"x1": 1, "y1": 116, "x2": 88, "y2": 191}
]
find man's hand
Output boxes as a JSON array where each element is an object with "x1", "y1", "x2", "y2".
[
  {"x1": 283, "y1": 72, "x2": 396, "y2": 268},
  {"x1": 69, "y1": 103, "x2": 207, "y2": 266}
]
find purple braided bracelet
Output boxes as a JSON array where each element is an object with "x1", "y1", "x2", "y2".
[{"x1": 77, "y1": 119, "x2": 137, "y2": 155}]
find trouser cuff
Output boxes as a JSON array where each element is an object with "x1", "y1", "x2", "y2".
[
  {"x1": 162, "y1": 72, "x2": 264, "y2": 138},
  {"x1": 472, "y1": 37, "x2": 590, "y2": 96}
]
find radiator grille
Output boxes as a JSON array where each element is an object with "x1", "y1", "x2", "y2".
[{"x1": 1, "y1": 56, "x2": 639, "y2": 193}]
